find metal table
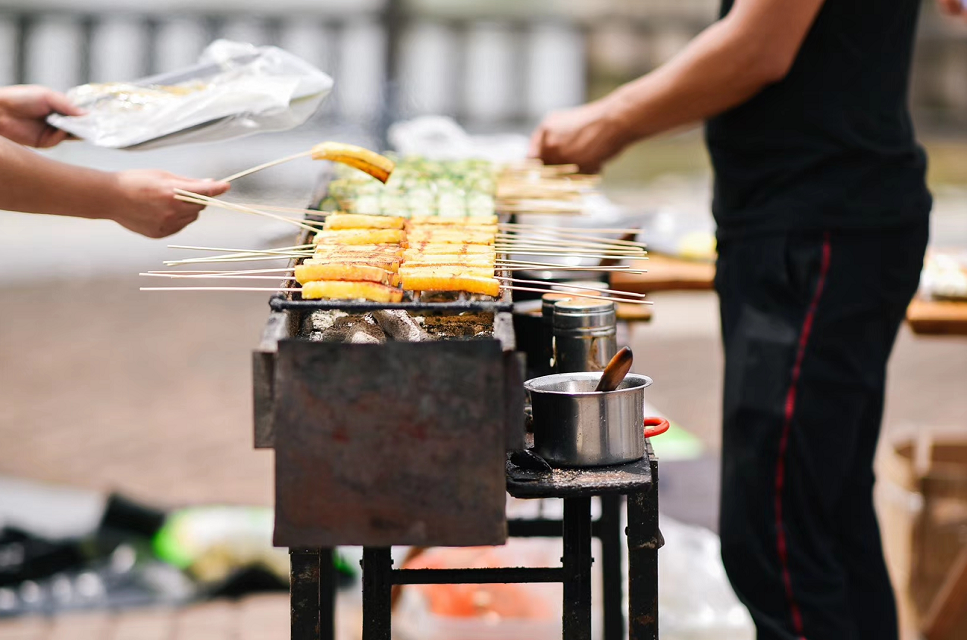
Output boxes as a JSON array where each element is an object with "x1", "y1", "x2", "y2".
[{"x1": 288, "y1": 442, "x2": 661, "y2": 640}]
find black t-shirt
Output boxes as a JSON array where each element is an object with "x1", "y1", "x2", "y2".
[{"x1": 705, "y1": 0, "x2": 932, "y2": 239}]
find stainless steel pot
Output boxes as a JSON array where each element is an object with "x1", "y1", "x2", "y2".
[{"x1": 524, "y1": 372, "x2": 668, "y2": 468}]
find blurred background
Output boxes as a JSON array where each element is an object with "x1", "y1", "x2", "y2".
[{"x1": 0, "y1": 1, "x2": 965, "y2": 638}]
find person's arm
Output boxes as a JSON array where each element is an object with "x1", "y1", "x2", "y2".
[
  {"x1": 937, "y1": 0, "x2": 967, "y2": 20},
  {"x1": 0, "y1": 135, "x2": 229, "y2": 238},
  {"x1": 0, "y1": 85, "x2": 85, "y2": 148},
  {"x1": 530, "y1": 0, "x2": 827, "y2": 172}
]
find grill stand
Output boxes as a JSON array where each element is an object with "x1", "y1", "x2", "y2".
[{"x1": 288, "y1": 443, "x2": 661, "y2": 640}]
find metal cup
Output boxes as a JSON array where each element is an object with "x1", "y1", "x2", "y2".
[
  {"x1": 552, "y1": 299, "x2": 617, "y2": 373},
  {"x1": 541, "y1": 293, "x2": 572, "y2": 375}
]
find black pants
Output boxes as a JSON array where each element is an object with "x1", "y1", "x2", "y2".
[{"x1": 715, "y1": 220, "x2": 929, "y2": 640}]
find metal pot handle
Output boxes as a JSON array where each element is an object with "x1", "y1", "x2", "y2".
[{"x1": 643, "y1": 417, "x2": 670, "y2": 439}]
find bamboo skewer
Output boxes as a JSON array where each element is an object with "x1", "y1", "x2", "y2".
[
  {"x1": 499, "y1": 228, "x2": 647, "y2": 249},
  {"x1": 501, "y1": 222, "x2": 644, "y2": 235},
  {"x1": 163, "y1": 251, "x2": 638, "y2": 267},
  {"x1": 495, "y1": 237, "x2": 644, "y2": 253},
  {"x1": 221, "y1": 150, "x2": 314, "y2": 183},
  {"x1": 495, "y1": 276, "x2": 648, "y2": 299},
  {"x1": 163, "y1": 255, "x2": 308, "y2": 266},
  {"x1": 147, "y1": 268, "x2": 297, "y2": 275},
  {"x1": 141, "y1": 287, "x2": 304, "y2": 292},
  {"x1": 169, "y1": 244, "x2": 315, "y2": 255},
  {"x1": 174, "y1": 191, "x2": 322, "y2": 233},
  {"x1": 140, "y1": 284, "x2": 652, "y2": 304},
  {"x1": 141, "y1": 273, "x2": 295, "y2": 280}
]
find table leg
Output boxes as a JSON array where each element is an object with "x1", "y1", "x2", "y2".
[
  {"x1": 290, "y1": 548, "x2": 320, "y2": 640},
  {"x1": 362, "y1": 547, "x2": 393, "y2": 640},
  {"x1": 627, "y1": 489, "x2": 662, "y2": 640},
  {"x1": 600, "y1": 495, "x2": 624, "y2": 640},
  {"x1": 563, "y1": 497, "x2": 593, "y2": 640},
  {"x1": 319, "y1": 548, "x2": 336, "y2": 640}
]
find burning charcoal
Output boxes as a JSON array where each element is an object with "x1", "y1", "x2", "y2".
[
  {"x1": 316, "y1": 314, "x2": 386, "y2": 344},
  {"x1": 372, "y1": 310, "x2": 432, "y2": 342},
  {"x1": 304, "y1": 310, "x2": 348, "y2": 337}
]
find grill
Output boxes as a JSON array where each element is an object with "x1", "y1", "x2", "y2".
[{"x1": 251, "y1": 174, "x2": 661, "y2": 640}]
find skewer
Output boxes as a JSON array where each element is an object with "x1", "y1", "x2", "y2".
[
  {"x1": 495, "y1": 250, "x2": 642, "y2": 260},
  {"x1": 174, "y1": 191, "x2": 322, "y2": 233},
  {"x1": 501, "y1": 222, "x2": 644, "y2": 235},
  {"x1": 148, "y1": 263, "x2": 645, "y2": 275},
  {"x1": 141, "y1": 287, "x2": 303, "y2": 292},
  {"x1": 496, "y1": 245, "x2": 641, "y2": 255},
  {"x1": 147, "y1": 268, "x2": 296, "y2": 275},
  {"x1": 221, "y1": 150, "x2": 314, "y2": 183},
  {"x1": 229, "y1": 203, "x2": 327, "y2": 217},
  {"x1": 496, "y1": 237, "x2": 644, "y2": 253},
  {"x1": 498, "y1": 276, "x2": 648, "y2": 299},
  {"x1": 499, "y1": 263, "x2": 645, "y2": 273},
  {"x1": 139, "y1": 284, "x2": 651, "y2": 304},
  {"x1": 140, "y1": 273, "x2": 295, "y2": 280},
  {"x1": 175, "y1": 192, "x2": 326, "y2": 228},
  {"x1": 500, "y1": 285, "x2": 652, "y2": 305},
  {"x1": 169, "y1": 244, "x2": 314, "y2": 255},
  {"x1": 163, "y1": 255, "x2": 308, "y2": 266},
  {"x1": 499, "y1": 228, "x2": 648, "y2": 249},
  {"x1": 164, "y1": 250, "x2": 312, "y2": 263}
]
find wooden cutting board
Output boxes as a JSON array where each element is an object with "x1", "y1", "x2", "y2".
[{"x1": 907, "y1": 298, "x2": 967, "y2": 336}]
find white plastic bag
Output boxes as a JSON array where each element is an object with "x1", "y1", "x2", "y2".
[
  {"x1": 48, "y1": 40, "x2": 333, "y2": 150},
  {"x1": 388, "y1": 115, "x2": 529, "y2": 163},
  {"x1": 657, "y1": 516, "x2": 754, "y2": 640}
]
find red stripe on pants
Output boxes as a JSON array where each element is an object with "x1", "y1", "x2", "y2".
[{"x1": 774, "y1": 232, "x2": 832, "y2": 640}]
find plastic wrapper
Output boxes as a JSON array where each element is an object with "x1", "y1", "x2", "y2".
[
  {"x1": 48, "y1": 40, "x2": 333, "y2": 150},
  {"x1": 656, "y1": 516, "x2": 754, "y2": 640},
  {"x1": 388, "y1": 115, "x2": 529, "y2": 163}
]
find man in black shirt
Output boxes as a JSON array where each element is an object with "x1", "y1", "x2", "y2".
[{"x1": 530, "y1": 1, "x2": 964, "y2": 638}]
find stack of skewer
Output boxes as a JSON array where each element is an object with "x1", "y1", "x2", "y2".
[
  {"x1": 140, "y1": 143, "x2": 651, "y2": 307},
  {"x1": 142, "y1": 200, "x2": 650, "y2": 306}
]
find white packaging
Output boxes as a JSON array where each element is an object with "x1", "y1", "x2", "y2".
[{"x1": 48, "y1": 40, "x2": 333, "y2": 150}]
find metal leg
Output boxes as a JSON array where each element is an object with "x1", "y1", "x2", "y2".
[
  {"x1": 290, "y1": 548, "x2": 320, "y2": 640},
  {"x1": 362, "y1": 547, "x2": 393, "y2": 640},
  {"x1": 600, "y1": 495, "x2": 624, "y2": 640},
  {"x1": 319, "y1": 548, "x2": 336, "y2": 640},
  {"x1": 562, "y1": 497, "x2": 593, "y2": 640},
  {"x1": 627, "y1": 489, "x2": 662, "y2": 640}
]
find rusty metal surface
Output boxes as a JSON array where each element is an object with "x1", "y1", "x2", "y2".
[
  {"x1": 503, "y1": 351, "x2": 526, "y2": 451},
  {"x1": 273, "y1": 339, "x2": 508, "y2": 548},
  {"x1": 253, "y1": 310, "x2": 297, "y2": 449}
]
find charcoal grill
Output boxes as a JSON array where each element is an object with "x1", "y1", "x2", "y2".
[{"x1": 252, "y1": 187, "x2": 662, "y2": 640}]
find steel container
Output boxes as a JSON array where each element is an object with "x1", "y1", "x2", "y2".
[
  {"x1": 552, "y1": 300, "x2": 617, "y2": 373},
  {"x1": 525, "y1": 372, "x2": 653, "y2": 467}
]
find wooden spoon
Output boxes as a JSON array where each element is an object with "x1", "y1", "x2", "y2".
[{"x1": 595, "y1": 346, "x2": 634, "y2": 392}]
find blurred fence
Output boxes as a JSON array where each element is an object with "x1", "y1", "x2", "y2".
[
  {"x1": 0, "y1": 0, "x2": 963, "y2": 142},
  {"x1": 0, "y1": 1, "x2": 711, "y2": 139}
]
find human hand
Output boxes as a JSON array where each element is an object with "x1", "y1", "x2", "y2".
[
  {"x1": 107, "y1": 170, "x2": 230, "y2": 239},
  {"x1": 528, "y1": 100, "x2": 630, "y2": 174},
  {"x1": 937, "y1": 0, "x2": 967, "y2": 18},
  {"x1": 0, "y1": 85, "x2": 85, "y2": 148}
]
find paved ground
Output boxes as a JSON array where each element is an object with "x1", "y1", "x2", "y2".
[{"x1": 0, "y1": 596, "x2": 291, "y2": 640}]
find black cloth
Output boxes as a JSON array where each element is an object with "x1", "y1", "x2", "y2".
[
  {"x1": 706, "y1": 0, "x2": 932, "y2": 240},
  {"x1": 715, "y1": 220, "x2": 928, "y2": 640}
]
